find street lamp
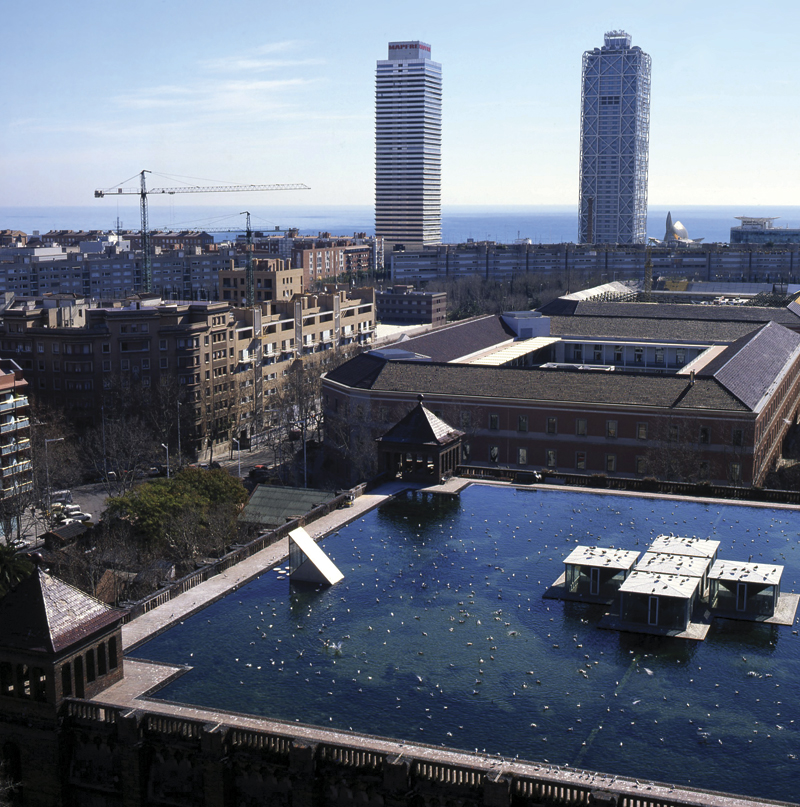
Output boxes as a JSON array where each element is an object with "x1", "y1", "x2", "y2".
[
  {"x1": 177, "y1": 400, "x2": 182, "y2": 470},
  {"x1": 232, "y1": 438, "x2": 241, "y2": 478},
  {"x1": 161, "y1": 443, "x2": 170, "y2": 479},
  {"x1": 44, "y1": 437, "x2": 64, "y2": 515}
]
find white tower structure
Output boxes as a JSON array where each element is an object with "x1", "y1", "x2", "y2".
[
  {"x1": 579, "y1": 31, "x2": 651, "y2": 245},
  {"x1": 375, "y1": 41, "x2": 442, "y2": 250}
]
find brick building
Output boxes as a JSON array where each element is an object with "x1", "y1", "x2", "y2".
[
  {"x1": 375, "y1": 285, "x2": 447, "y2": 327},
  {"x1": 323, "y1": 293, "x2": 800, "y2": 487},
  {"x1": 218, "y1": 257, "x2": 303, "y2": 305},
  {"x1": 0, "y1": 359, "x2": 32, "y2": 513}
]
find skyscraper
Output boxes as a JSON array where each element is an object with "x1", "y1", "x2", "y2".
[
  {"x1": 579, "y1": 31, "x2": 651, "y2": 245},
  {"x1": 375, "y1": 41, "x2": 442, "y2": 250}
]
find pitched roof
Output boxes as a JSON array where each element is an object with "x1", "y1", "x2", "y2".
[
  {"x1": 390, "y1": 315, "x2": 516, "y2": 362},
  {"x1": 566, "y1": 301, "x2": 800, "y2": 327},
  {"x1": 0, "y1": 568, "x2": 124, "y2": 654},
  {"x1": 548, "y1": 315, "x2": 760, "y2": 344},
  {"x1": 377, "y1": 400, "x2": 464, "y2": 446},
  {"x1": 351, "y1": 360, "x2": 749, "y2": 412},
  {"x1": 699, "y1": 322, "x2": 800, "y2": 411}
]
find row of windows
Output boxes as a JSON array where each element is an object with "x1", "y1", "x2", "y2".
[
  {"x1": 487, "y1": 414, "x2": 741, "y2": 445},
  {"x1": 479, "y1": 444, "x2": 742, "y2": 482}
]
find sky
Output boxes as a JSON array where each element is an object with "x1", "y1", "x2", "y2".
[{"x1": 2, "y1": 0, "x2": 800, "y2": 211}]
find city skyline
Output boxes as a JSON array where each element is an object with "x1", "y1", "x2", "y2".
[{"x1": 2, "y1": 0, "x2": 800, "y2": 209}]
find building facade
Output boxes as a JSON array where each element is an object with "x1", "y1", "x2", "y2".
[
  {"x1": 375, "y1": 285, "x2": 447, "y2": 327},
  {"x1": 0, "y1": 360, "x2": 32, "y2": 526},
  {"x1": 579, "y1": 31, "x2": 651, "y2": 245},
  {"x1": 0, "y1": 290, "x2": 375, "y2": 452},
  {"x1": 390, "y1": 241, "x2": 800, "y2": 286},
  {"x1": 375, "y1": 41, "x2": 442, "y2": 250},
  {"x1": 730, "y1": 216, "x2": 800, "y2": 245}
]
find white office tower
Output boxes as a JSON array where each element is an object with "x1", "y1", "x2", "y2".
[
  {"x1": 579, "y1": 31, "x2": 651, "y2": 244},
  {"x1": 375, "y1": 41, "x2": 442, "y2": 250}
]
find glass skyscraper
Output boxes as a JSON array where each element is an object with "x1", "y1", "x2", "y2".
[
  {"x1": 375, "y1": 41, "x2": 442, "y2": 250},
  {"x1": 579, "y1": 31, "x2": 651, "y2": 245}
]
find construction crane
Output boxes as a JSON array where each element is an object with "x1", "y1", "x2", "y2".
[{"x1": 95, "y1": 170, "x2": 309, "y2": 294}]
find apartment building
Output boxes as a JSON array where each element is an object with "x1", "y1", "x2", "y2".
[
  {"x1": 218, "y1": 258, "x2": 303, "y2": 305},
  {"x1": 0, "y1": 288, "x2": 376, "y2": 451},
  {"x1": 391, "y1": 242, "x2": 800, "y2": 286},
  {"x1": 0, "y1": 359, "x2": 32, "y2": 506},
  {"x1": 375, "y1": 285, "x2": 447, "y2": 327}
]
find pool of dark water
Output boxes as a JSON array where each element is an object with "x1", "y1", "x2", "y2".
[{"x1": 136, "y1": 485, "x2": 800, "y2": 801}]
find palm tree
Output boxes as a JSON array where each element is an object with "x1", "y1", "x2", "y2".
[{"x1": 0, "y1": 539, "x2": 33, "y2": 598}]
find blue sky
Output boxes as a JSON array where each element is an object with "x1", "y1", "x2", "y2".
[{"x1": 2, "y1": 0, "x2": 799, "y2": 209}]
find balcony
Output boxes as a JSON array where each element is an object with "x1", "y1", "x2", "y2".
[
  {"x1": 1, "y1": 440, "x2": 29, "y2": 456},
  {"x1": 1, "y1": 418, "x2": 30, "y2": 434},
  {"x1": 1, "y1": 461, "x2": 32, "y2": 478},
  {"x1": 2, "y1": 480, "x2": 33, "y2": 498},
  {"x1": 0, "y1": 396, "x2": 28, "y2": 414}
]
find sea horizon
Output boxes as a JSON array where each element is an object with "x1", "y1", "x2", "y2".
[{"x1": 3, "y1": 204, "x2": 800, "y2": 246}]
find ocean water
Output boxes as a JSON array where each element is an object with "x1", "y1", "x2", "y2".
[
  {"x1": 136, "y1": 484, "x2": 800, "y2": 802},
  {"x1": 5, "y1": 204, "x2": 800, "y2": 246}
]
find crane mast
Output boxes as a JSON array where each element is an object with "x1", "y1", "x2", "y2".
[{"x1": 95, "y1": 171, "x2": 309, "y2": 293}]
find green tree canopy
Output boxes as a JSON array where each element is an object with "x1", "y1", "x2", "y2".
[{"x1": 106, "y1": 468, "x2": 248, "y2": 559}]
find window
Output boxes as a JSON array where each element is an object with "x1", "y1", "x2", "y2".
[
  {"x1": 518, "y1": 415, "x2": 528, "y2": 432},
  {"x1": 142, "y1": 358, "x2": 150, "y2": 370},
  {"x1": 120, "y1": 359, "x2": 130, "y2": 371},
  {"x1": 669, "y1": 424, "x2": 679, "y2": 442},
  {"x1": 37, "y1": 343, "x2": 44, "y2": 353},
  {"x1": 52, "y1": 343, "x2": 59, "y2": 354},
  {"x1": 52, "y1": 360, "x2": 60, "y2": 372},
  {"x1": 462, "y1": 442, "x2": 471, "y2": 462},
  {"x1": 636, "y1": 456, "x2": 647, "y2": 475},
  {"x1": 37, "y1": 360, "x2": 45, "y2": 371},
  {"x1": 729, "y1": 462, "x2": 741, "y2": 483},
  {"x1": 546, "y1": 417, "x2": 557, "y2": 435},
  {"x1": 614, "y1": 346, "x2": 623, "y2": 363},
  {"x1": 732, "y1": 429, "x2": 743, "y2": 447},
  {"x1": 655, "y1": 348, "x2": 664, "y2": 365},
  {"x1": 489, "y1": 414, "x2": 499, "y2": 430},
  {"x1": 517, "y1": 447, "x2": 527, "y2": 465},
  {"x1": 102, "y1": 360, "x2": 111, "y2": 372},
  {"x1": 606, "y1": 454, "x2": 617, "y2": 472},
  {"x1": 593, "y1": 345, "x2": 603, "y2": 362},
  {"x1": 102, "y1": 343, "x2": 110, "y2": 354},
  {"x1": 489, "y1": 445, "x2": 499, "y2": 462},
  {"x1": 699, "y1": 426, "x2": 710, "y2": 445},
  {"x1": 606, "y1": 420, "x2": 617, "y2": 438},
  {"x1": 160, "y1": 358, "x2": 168, "y2": 369},
  {"x1": 576, "y1": 419, "x2": 587, "y2": 436},
  {"x1": 676, "y1": 349, "x2": 686, "y2": 366},
  {"x1": 699, "y1": 461, "x2": 710, "y2": 479},
  {"x1": 546, "y1": 449, "x2": 557, "y2": 468},
  {"x1": 160, "y1": 339, "x2": 167, "y2": 350},
  {"x1": 634, "y1": 347, "x2": 643, "y2": 363},
  {"x1": 460, "y1": 411, "x2": 471, "y2": 429},
  {"x1": 576, "y1": 451, "x2": 586, "y2": 470},
  {"x1": 573, "y1": 344, "x2": 583, "y2": 362},
  {"x1": 637, "y1": 423, "x2": 647, "y2": 440}
]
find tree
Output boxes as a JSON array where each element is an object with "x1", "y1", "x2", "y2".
[
  {"x1": 0, "y1": 538, "x2": 33, "y2": 598},
  {"x1": 105, "y1": 468, "x2": 248, "y2": 565}
]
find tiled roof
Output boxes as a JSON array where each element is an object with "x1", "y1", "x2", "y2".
[
  {"x1": 390, "y1": 315, "x2": 516, "y2": 363},
  {"x1": 700, "y1": 322, "x2": 800, "y2": 411},
  {"x1": 356, "y1": 361, "x2": 750, "y2": 412},
  {"x1": 378, "y1": 401, "x2": 464, "y2": 446},
  {"x1": 549, "y1": 315, "x2": 759, "y2": 344},
  {"x1": 569, "y1": 301, "x2": 800, "y2": 327},
  {"x1": 0, "y1": 568, "x2": 123, "y2": 654},
  {"x1": 325, "y1": 353, "x2": 388, "y2": 389}
]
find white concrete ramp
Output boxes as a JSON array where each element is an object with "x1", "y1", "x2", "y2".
[{"x1": 289, "y1": 527, "x2": 344, "y2": 586}]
